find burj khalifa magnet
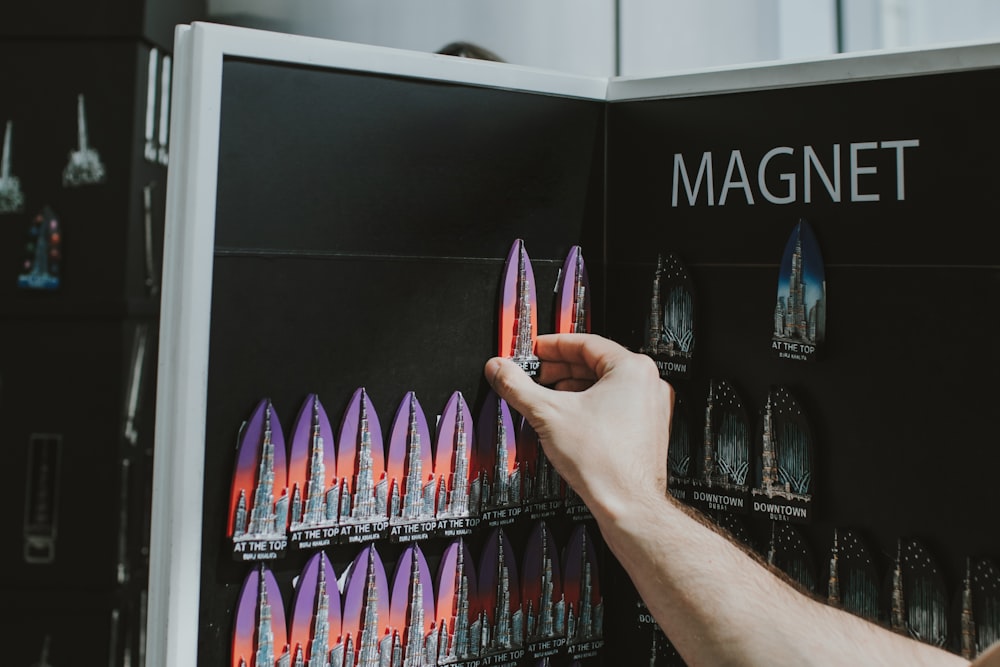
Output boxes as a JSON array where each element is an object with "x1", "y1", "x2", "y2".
[
  {"x1": 228, "y1": 399, "x2": 289, "y2": 561},
  {"x1": 0, "y1": 120, "x2": 25, "y2": 213},
  {"x1": 432, "y1": 391, "x2": 480, "y2": 537},
  {"x1": 341, "y1": 545, "x2": 392, "y2": 663},
  {"x1": 564, "y1": 524, "x2": 605, "y2": 661},
  {"x1": 555, "y1": 245, "x2": 590, "y2": 334},
  {"x1": 287, "y1": 394, "x2": 339, "y2": 551},
  {"x1": 523, "y1": 520, "x2": 567, "y2": 660},
  {"x1": 288, "y1": 551, "x2": 343, "y2": 666},
  {"x1": 17, "y1": 207, "x2": 62, "y2": 291},
  {"x1": 959, "y1": 558, "x2": 1000, "y2": 660},
  {"x1": 519, "y1": 416, "x2": 563, "y2": 521},
  {"x1": 232, "y1": 565, "x2": 289, "y2": 667},
  {"x1": 476, "y1": 391, "x2": 522, "y2": 526},
  {"x1": 750, "y1": 385, "x2": 814, "y2": 524},
  {"x1": 387, "y1": 391, "x2": 436, "y2": 541},
  {"x1": 690, "y1": 379, "x2": 750, "y2": 515},
  {"x1": 500, "y1": 239, "x2": 540, "y2": 377},
  {"x1": 478, "y1": 527, "x2": 526, "y2": 663},
  {"x1": 639, "y1": 253, "x2": 696, "y2": 380},
  {"x1": 335, "y1": 387, "x2": 389, "y2": 544},
  {"x1": 62, "y1": 94, "x2": 107, "y2": 187},
  {"x1": 826, "y1": 529, "x2": 880, "y2": 622},
  {"x1": 435, "y1": 537, "x2": 481, "y2": 665},
  {"x1": 666, "y1": 391, "x2": 693, "y2": 504},
  {"x1": 772, "y1": 220, "x2": 826, "y2": 362},
  {"x1": 388, "y1": 544, "x2": 437, "y2": 665},
  {"x1": 889, "y1": 538, "x2": 949, "y2": 648}
]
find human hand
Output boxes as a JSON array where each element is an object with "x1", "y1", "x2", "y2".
[{"x1": 484, "y1": 333, "x2": 674, "y2": 522}]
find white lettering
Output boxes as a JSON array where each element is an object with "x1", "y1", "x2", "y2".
[
  {"x1": 759, "y1": 146, "x2": 795, "y2": 204},
  {"x1": 880, "y1": 139, "x2": 919, "y2": 200},
  {"x1": 719, "y1": 150, "x2": 754, "y2": 205},
  {"x1": 672, "y1": 152, "x2": 715, "y2": 206},
  {"x1": 850, "y1": 141, "x2": 879, "y2": 202},
  {"x1": 803, "y1": 144, "x2": 840, "y2": 202}
]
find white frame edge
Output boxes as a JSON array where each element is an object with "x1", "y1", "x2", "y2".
[{"x1": 608, "y1": 38, "x2": 1000, "y2": 101}]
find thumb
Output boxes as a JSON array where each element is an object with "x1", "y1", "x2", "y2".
[{"x1": 484, "y1": 357, "x2": 552, "y2": 423}]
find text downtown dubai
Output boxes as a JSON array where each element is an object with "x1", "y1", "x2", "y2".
[{"x1": 671, "y1": 139, "x2": 920, "y2": 207}]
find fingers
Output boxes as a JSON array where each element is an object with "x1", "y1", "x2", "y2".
[
  {"x1": 484, "y1": 357, "x2": 553, "y2": 422},
  {"x1": 535, "y1": 333, "x2": 633, "y2": 378}
]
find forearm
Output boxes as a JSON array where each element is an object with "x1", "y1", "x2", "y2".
[{"x1": 591, "y1": 492, "x2": 969, "y2": 667}]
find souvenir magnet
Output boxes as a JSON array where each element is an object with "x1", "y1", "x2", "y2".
[
  {"x1": 289, "y1": 551, "x2": 343, "y2": 666},
  {"x1": 17, "y1": 207, "x2": 62, "y2": 290},
  {"x1": 666, "y1": 392, "x2": 693, "y2": 504},
  {"x1": 143, "y1": 49, "x2": 159, "y2": 163},
  {"x1": 341, "y1": 545, "x2": 392, "y2": 662},
  {"x1": 765, "y1": 521, "x2": 817, "y2": 593},
  {"x1": 228, "y1": 399, "x2": 289, "y2": 561},
  {"x1": 388, "y1": 544, "x2": 437, "y2": 664},
  {"x1": 232, "y1": 565, "x2": 289, "y2": 667},
  {"x1": 62, "y1": 94, "x2": 106, "y2": 187},
  {"x1": 475, "y1": 392, "x2": 522, "y2": 525},
  {"x1": 432, "y1": 392, "x2": 479, "y2": 538},
  {"x1": 522, "y1": 520, "x2": 567, "y2": 659},
  {"x1": 564, "y1": 524, "x2": 605, "y2": 660},
  {"x1": 435, "y1": 538, "x2": 481, "y2": 664},
  {"x1": 889, "y1": 538, "x2": 949, "y2": 647},
  {"x1": 958, "y1": 558, "x2": 1000, "y2": 659},
  {"x1": 826, "y1": 529, "x2": 880, "y2": 622},
  {"x1": 287, "y1": 394, "x2": 339, "y2": 551},
  {"x1": 335, "y1": 388, "x2": 389, "y2": 544},
  {"x1": 639, "y1": 253, "x2": 696, "y2": 380},
  {"x1": 555, "y1": 245, "x2": 590, "y2": 334},
  {"x1": 478, "y1": 527, "x2": 525, "y2": 661},
  {"x1": 690, "y1": 380, "x2": 750, "y2": 515},
  {"x1": 519, "y1": 416, "x2": 563, "y2": 520},
  {"x1": 386, "y1": 392, "x2": 436, "y2": 539},
  {"x1": 0, "y1": 120, "x2": 25, "y2": 213},
  {"x1": 500, "y1": 239, "x2": 540, "y2": 377},
  {"x1": 750, "y1": 386, "x2": 814, "y2": 524},
  {"x1": 772, "y1": 220, "x2": 826, "y2": 362},
  {"x1": 24, "y1": 434, "x2": 61, "y2": 564}
]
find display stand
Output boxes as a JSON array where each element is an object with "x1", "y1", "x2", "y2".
[{"x1": 150, "y1": 22, "x2": 1000, "y2": 667}]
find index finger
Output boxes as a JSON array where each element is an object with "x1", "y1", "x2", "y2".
[{"x1": 535, "y1": 333, "x2": 633, "y2": 378}]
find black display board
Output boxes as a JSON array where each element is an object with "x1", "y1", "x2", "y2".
[
  {"x1": 151, "y1": 24, "x2": 1000, "y2": 667},
  {"x1": 605, "y1": 67, "x2": 1000, "y2": 662}
]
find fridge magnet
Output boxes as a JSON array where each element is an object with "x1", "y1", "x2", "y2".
[
  {"x1": 563, "y1": 524, "x2": 605, "y2": 661},
  {"x1": 0, "y1": 120, "x2": 25, "y2": 213},
  {"x1": 23, "y1": 434, "x2": 61, "y2": 564},
  {"x1": 666, "y1": 391, "x2": 693, "y2": 504},
  {"x1": 689, "y1": 380, "x2": 750, "y2": 516},
  {"x1": 957, "y1": 558, "x2": 1000, "y2": 660},
  {"x1": 478, "y1": 527, "x2": 526, "y2": 664},
  {"x1": 232, "y1": 565, "x2": 290, "y2": 667},
  {"x1": 555, "y1": 245, "x2": 590, "y2": 335},
  {"x1": 432, "y1": 391, "x2": 480, "y2": 538},
  {"x1": 335, "y1": 387, "x2": 389, "y2": 544},
  {"x1": 638, "y1": 253, "x2": 696, "y2": 380},
  {"x1": 288, "y1": 551, "x2": 343, "y2": 666},
  {"x1": 765, "y1": 522, "x2": 817, "y2": 593},
  {"x1": 287, "y1": 394, "x2": 339, "y2": 551},
  {"x1": 435, "y1": 537, "x2": 482, "y2": 665},
  {"x1": 17, "y1": 207, "x2": 62, "y2": 291},
  {"x1": 826, "y1": 529, "x2": 880, "y2": 622},
  {"x1": 749, "y1": 386, "x2": 814, "y2": 524},
  {"x1": 500, "y1": 239, "x2": 540, "y2": 378},
  {"x1": 475, "y1": 392, "x2": 522, "y2": 527},
  {"x1": 228, "y1": 399, "x2": 289, "y2": 561},
  {"x1": 888, "y1": 538, "x2": 949, "y2": 648},
  {"x1": 771, "y1": 219, "x2": 826, "y2": 362},
  {"x1": 388, "y1": 544, "x2": 438, "y2": 665},
  {"x1": 387, "y1": 392, "x2": 436, "y2": 542},
  {"x1": 518, "y1": 417, "x2": 563, "y2": 521},
  {"x1": 341, "y1": 545, "x2": 393, "y2": 663},
  {"x1": 522, "y1": 521, "x2": 567, "y2": 660},
  {"x1": 62, "y1": 94, "x2": 107, "y2": 187}
]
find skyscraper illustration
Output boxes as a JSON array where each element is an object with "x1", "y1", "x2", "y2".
[
  {"x1": 254, "y1": 570, "x2": 291, "y2": 667},
  {"x1": 568, "y1": 531, "x2": 603, "y2": 644},
  {"x1": 0, "y1": 119, "x2": 25, "y2": 213},
  {"x1": 641, "y1": 254, "x2": 694, "y2": 358},
  {"x1": 297, "y1": 396, "x2": 336, "y2": 529},
  {"x1": 827, "y1": 530, "x2": 840, "y2": 606},
  {"x1": 441, "y1": 544, "x2": 475, "y2": 662},
  {"x1": 773, "y1": 221, "x2": 825, "y2": 348},
  {"x1": 527, "y1": 523, "x2": 565, "y2": 641},
  {"x1": 891, "y1": 541, "x2": 907, "y2": 633},
  {"x1": 343, "y1": 391, "x2": 387, "y2": 524},
  {"x1": 962, "y1": 559, "x2": 977, "y2": 660},
  {"x1": 571, "y1": 250, "x2": 588, "y2": 334},
  {"x1": 440, "y1": 405, "x2": 471, "y2": 518},
  {"x1": 700, "y1": 382, "x2": 748, "y2": 488},
  {"x1": 402, "y1": 550, "x2": 428, "y2": 667},
  {"x1": 759, "y1": 394, "x2": 781, "y2": 493},
  {"x1": 357, "y1": 548, "x2": 384, "y2": 666},
  {"x1": 511, "y1": 242, "x2": 539, "y2": 367},
  {"x1": 236, "y1": 402, "x2": 286, "y2": 540},
  {"x1": 308, "y1": 563, "x2": 332, "y2": 667},
  {"x1": 487, "y1": 538, "x2": 523, "y2": 652},
  {"x1": 483, "y1": 398, "x2": 520, "y2": 510},
  {"x1": 642, "y1": 256, "x2": 664, "y2": 355}
]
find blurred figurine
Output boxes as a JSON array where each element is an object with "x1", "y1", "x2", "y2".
[
  {"x1": 0, "y1": 120, "x2": 25, "y2": 213},
  {"x1": 63, "y1": 94, "x2": 107, "y2": 187}
]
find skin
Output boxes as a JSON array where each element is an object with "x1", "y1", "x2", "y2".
[{"x1": 485, "y1": 333, "x2": 993, "y2": 667}]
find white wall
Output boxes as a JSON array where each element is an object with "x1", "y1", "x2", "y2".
[{"x1": 207, "y1": 0, "x2": 617, "y2": 76}]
